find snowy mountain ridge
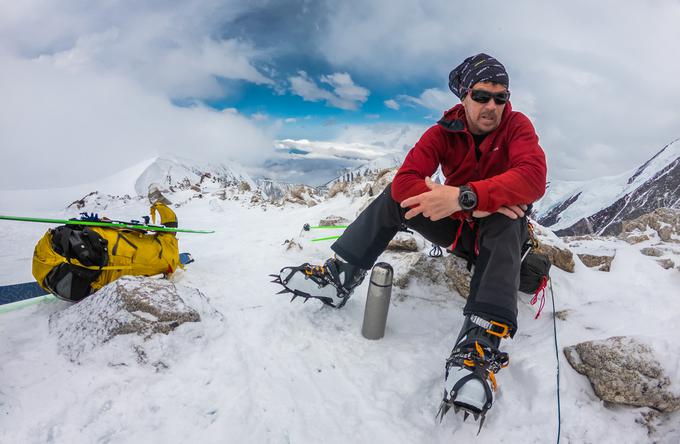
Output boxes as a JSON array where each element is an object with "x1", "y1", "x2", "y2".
[
  {"x1": 535, "y1": 138, "x2": 680, "y2": 235},
  {"x1": 3, "y1": 134, "x2": 678, "y2": 240},
  {"x1": 134, "y1": 156, "x2": 257, "y2": 196}
]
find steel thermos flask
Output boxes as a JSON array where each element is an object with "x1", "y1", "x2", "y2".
[{"x1": 361, "y1": 262, "x2": 393, "y2": 340}]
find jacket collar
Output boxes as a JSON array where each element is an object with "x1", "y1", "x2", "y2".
[{"x1": 437, "y1": 101, "x2": 513, "y2": 134}]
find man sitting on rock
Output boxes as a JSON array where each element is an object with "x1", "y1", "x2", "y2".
[{"x1": 273, "y1": 53, "x2": 547, "y2": 425}]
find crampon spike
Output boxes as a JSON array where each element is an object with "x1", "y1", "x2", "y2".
[
  {"x1": 436, "y1": 406, "x2": 446, "y2": 423},
  {"x1": 435, "y1": 393, "x2": 450, "y2": 423},
  {"x1": 477, "y1": 413, "x2": 486, "y2": 435},
  {"x1": 463, "y1": 411, "x2": 469, "y2": 422}
]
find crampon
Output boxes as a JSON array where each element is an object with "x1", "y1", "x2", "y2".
[
  {"x1": 436, "y1": 316, "x2": 510, "y2": 434},
  {"x1": 270, "y1": 259, "x2": 365, "y2": 308}
]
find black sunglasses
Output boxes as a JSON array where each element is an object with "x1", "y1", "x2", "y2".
[{"x1": 466, "y1": 88, "x2": 511, "y2": 105}]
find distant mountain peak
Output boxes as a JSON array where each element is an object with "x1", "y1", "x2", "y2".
[
  {"x1": 536, "y1": 139, "x2": 680, "y2": 236},
  {"x1": 134, "y1": 156, "x2": 256, "y2": 196},
  {"x1": 626, "y1": 138, "x2": 680, "y2": 186}
]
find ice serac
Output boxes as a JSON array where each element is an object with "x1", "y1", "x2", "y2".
[{"x1": 536, "y1": 139, "x2": 680, "y2": 236}]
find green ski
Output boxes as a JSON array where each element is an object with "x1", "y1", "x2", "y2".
[{"x1": 0, "y1": 215, "x2": 214, "y2": 234}]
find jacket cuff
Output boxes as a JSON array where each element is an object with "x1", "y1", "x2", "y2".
[{"x1": 468, "y1": 181, "x2": 490, "y2": 212}]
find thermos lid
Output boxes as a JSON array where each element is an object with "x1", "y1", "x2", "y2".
[{"x1": 370, "y1": 262, "x2": 393, "y2": 287}]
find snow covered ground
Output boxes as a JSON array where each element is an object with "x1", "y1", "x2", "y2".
[{"x1": 1, "y1": 179, "x2": 680, "y2": 443}]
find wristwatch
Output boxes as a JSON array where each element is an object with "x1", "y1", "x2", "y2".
[{"x1": 458, "y1": 185, "x2": 478, "y2": 211}]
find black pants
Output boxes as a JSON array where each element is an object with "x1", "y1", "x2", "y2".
[{"x1": 331, "y1": 184, "x2": 528, "y2": 333}]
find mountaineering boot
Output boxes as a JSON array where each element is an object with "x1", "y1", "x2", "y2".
[
  {"x1": 271, "y1": 257, "x2": 367, "y2": 308},
  {"x1": 437, "y1": 315, "x2": 510, "y2": 432}
]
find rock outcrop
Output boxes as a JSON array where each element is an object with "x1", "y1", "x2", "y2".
[
  {"x1": 387, "y1": 237, "x2": 419, "y2": 252},
  {"x1": 619, "y1": 208, "x2": 680, "y2": 243},
  {"x1": 564, "y1": 336, "x2": 680, "y2": 413},
  {"x1": 49, "y1": 276, "x2": 223, "y2": 367},
  {"x1": 534, "y1": 243, "x2": 575, "y2": 273},
  {"x1": 148, "y1": 183, "x2": 172, "y2": 205},
  {"x1": 318, "y1": 215, "x2": 350, "y2": 227},
  {"x1": 393, "y1": 253, "x2": 471, "y2": 300},
  {"x1": 577, "y1": 253, "x2": 615, "y2": 272}
]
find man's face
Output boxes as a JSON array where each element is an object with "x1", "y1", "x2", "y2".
[{"x1": 461, "y1": 81, "x2": 508, "y2": 135}]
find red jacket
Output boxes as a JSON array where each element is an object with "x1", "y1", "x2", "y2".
[{"x1": 392, "y1": 102, "x2": 547, "y2": 214}]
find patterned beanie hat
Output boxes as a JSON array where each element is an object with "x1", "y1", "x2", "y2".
[{"x1": 448, "y1": 53, "x2": 509, "y2": 99}]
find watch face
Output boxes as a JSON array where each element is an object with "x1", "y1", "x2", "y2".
[{"x1": 460, "y1": 190, "x2": 476, "y2": 210}]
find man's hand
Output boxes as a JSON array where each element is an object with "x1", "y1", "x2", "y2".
[
  {"x1": 473, "y1": 204, "x2": 527, "y2": 220},
  {"x1": 400, "y1": 177, "x2": 461, "y2": 221}
]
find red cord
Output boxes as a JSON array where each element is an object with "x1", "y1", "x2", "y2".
[
  {"x1": 530, "y1": 276, "x2": 548, "y2": 319},
  {"x1": 449, "y1": 220, "x2": 465, "y2": 251}
]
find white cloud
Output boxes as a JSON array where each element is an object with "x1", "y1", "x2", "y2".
[
  {"x1": 320, "y1": 72, "x2": 369, "y2": 106},
  {"x1": 0, "y1": 1, "x2": 271, "y2": 100},
  {"x1": 399, "y1": 88, "x2": 454, "y2": 112},
  {"x1": 0, "y1": 1, "x2": 280, "y2": 189},
  {"x1": 330, "y1": 123, "x2": 428, "y2": 152},
  {"x1": 251, "y1": 112, "x2": 269, "y2": 121},
  {"x1": 284, "y1": 117, "x2": 298, "y2": 123},
  {"x1": 384, "y1": 99, "x2": 400, "y2": 110},
  {"x1": 0, "y1": 53, "x2": 274, "y2": 190},
  {"x1": 4, "y1": 0, "x2": 680, "y2": 184},
  {"x1": 263, "y1": 123, "x2": 428, "y2": 185},
  {"x1": 317, "y1": 0, "x2": 680, "y2": 180},
  {"x1": 288, "y1": 71, "x2": 369, "y2": 110},
  {"x1": 61, "y1": 33, "x2": 271, "y2": 100},
  {"x1": 275, "y1": 139, "x2": 387, "y2": 161},
  {"x1": 289, "y1": 71, "x2": 335, "y2": 101}
]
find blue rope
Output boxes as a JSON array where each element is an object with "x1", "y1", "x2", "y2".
[{"x1": 550, "y1": 278, "x2": 561, "y2": 443}]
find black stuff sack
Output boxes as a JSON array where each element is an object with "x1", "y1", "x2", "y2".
[{"x1": 519, "y1": 252, "x2": 551, "y2": 294}]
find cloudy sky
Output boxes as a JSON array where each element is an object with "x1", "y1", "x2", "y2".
[{"x1": 1, "y1": 0, "x2": 679, "y2": 189}]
